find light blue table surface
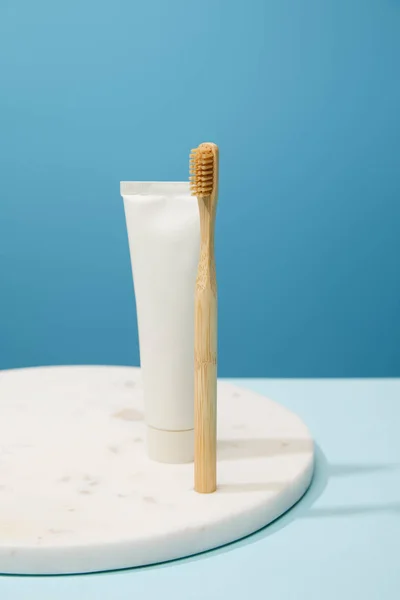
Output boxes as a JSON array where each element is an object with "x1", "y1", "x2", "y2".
[{"x1": 1, "y1": 379, "x2": 399, "y2": 600}]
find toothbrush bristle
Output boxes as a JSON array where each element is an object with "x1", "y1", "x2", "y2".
[{"x1": 189, "y1": 144, "x2": 215, "y2": 197}]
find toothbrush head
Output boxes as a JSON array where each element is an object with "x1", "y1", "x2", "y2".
[{"x1": 189, "y1": 142, "x2": 219, "y2": 200}]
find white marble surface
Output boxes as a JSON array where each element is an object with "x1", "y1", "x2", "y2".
[{"x1": 0, "y1": 366, "x2": 314, "y2": 574}]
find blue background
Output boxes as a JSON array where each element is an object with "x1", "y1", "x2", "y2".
[{"x1": 0, "y1": 0, "x2": 399, "y2": 377}]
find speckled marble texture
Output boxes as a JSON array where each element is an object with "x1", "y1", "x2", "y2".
[{"x1": 0, "y1": 366, "x2": 314, "y2": 574}]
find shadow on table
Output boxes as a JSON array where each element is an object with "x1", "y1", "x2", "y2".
[{"x1": 147, "y1": 443, "x2": 400, "y2": 570}]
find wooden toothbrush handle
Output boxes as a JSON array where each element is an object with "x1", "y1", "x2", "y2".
[{"x1": 194, "y1": 249, "x2": 217, "y2": 493}]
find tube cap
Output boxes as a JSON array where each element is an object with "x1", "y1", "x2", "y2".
[{"x1": 146, "y1": 426, "x2": 194, "y2": 464}]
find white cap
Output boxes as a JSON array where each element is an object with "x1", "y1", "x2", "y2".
[{"x1": 146, "y1": 427, "x2": 194, "y2": 464}]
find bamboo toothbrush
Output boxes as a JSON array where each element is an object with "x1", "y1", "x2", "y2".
[{"x1": 190, "y1": 142, "x2": 219, "y2": 494}]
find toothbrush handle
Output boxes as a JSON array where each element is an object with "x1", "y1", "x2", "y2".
[{"x1": 194, "y1": 249, "x2": 217, "y2": 493}]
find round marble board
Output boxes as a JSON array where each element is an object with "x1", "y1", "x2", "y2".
[{"x1": 0, "y1": 366, "x2": 314, "y2": 574}]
